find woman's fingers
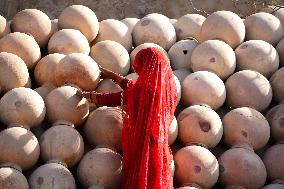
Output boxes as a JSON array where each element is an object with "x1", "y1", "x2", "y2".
[
  {"x1": 97, "y1": 64, "x2": 103, "y2": 69},
  {"x1": 99, "y1": 66, "x2": 109, "y2": 79},
  {"x1": 100, "y1": 71, "x2": 107, "y2": 79},
  {"x1": 82, "y1": 92, "x2": 91, "y2": 99},
  {"x1": 76, "y1": 89, "x2": 83, "y2": 98},
  {"x1": 76, "y1": 90, "x2": 90, "y2": 99},
  {"x1": 98, "y1": 65, "x2": 106, "y2": 72},
  {"x1": 99, "y1": 66, "x2": 112, "y2": 74},
  {"x1": 98, "y1": 65, "x2": 118, "y2": 81},
  {"x1": 76, "y1": 90, "x2": 98, "y2": 104}
]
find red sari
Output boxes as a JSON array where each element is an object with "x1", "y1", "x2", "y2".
[{"x1": 95, "y1": 47, "x2": 177, "y2": 189}]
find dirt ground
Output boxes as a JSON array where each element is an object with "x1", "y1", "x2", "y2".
[{"x1": 0, "y1": 0, "x2": 283, "y2": 20}]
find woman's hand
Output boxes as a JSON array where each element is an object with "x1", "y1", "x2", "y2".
[
  {"x1": 98, "y1": 65, "x2": 117, "y2": 80},
  {"x1": 76, "y1": 89, "x2": 85, "y2": 98},
  {"x1": 76, "y1": 89, "x2": 98, "y2": 105}
]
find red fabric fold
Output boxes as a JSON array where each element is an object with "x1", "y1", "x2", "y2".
[
  {"x1": 94, "y1": 47, "x2": 177, "y2": 189},
  {"x1": 122, "y1": 47, "x2": 177, "y2": 189},
  {"x1": 96, "y1": 91, "x2": 123, "y2": 107}
]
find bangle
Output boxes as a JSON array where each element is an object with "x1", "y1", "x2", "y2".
[{"x1": 90, "y1": 91, "x2": 96, "y2": 103}]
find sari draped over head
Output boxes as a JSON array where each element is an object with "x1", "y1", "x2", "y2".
[{"x1": 121, "y1": 47, "x2": 177, "y2": 189}]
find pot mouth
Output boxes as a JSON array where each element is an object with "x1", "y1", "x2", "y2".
[
  {"x1": 63, "y1": 83, "x2": 80, "y2": 89},
  {"x1": 47, "y1": 159, "x2": 68, "y2": 168},
  {"x1": 183, "y1": 36, "x2": 199, "y2": 43},
  {"x1": 8, "y1": 123, "x2": 30, "y2": 130},
  {"x1": 185, "y1": 142, "x2": 208, "y2": 149},
  {"x1": 40, "y1": 83, "x2": 56, "y2": 88},
  {"x1": 272, "y1": 179, "x2": 284, "y2": 184},
  {"x1": 232, "y1": 143, "x2": 254, "y2": 151},
  {"x1": 0, "y1": 162, "x2": 22, "y2": 172},
  {"x1": 95, "y1": 144, "x2": 118, "y2": 152},
  {"x1": 195, "y1": 103, "x2": 212, "y2": 109},
  {"x1": 180, "y1": 182, "x2": 202, "y2": 189},
  {"x1": 88, "y1": 185, "x2": 107, "y2": 189},
  {"x1": 225, "y1": 186, "x2": 247, "y2": 189},
  {"x1": 53, "y1": 120, "x2": 75, "y2": 128}
]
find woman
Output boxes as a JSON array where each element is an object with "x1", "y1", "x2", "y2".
[{"x1": 77, "y1": 47, "x2": 177, "y2": 189}]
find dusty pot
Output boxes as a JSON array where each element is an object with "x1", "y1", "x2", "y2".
[
  {"x1": 218, "y1": 146, "x2": 267, "y2": 189},
  {"x1": 223, "y1": 107, "x2": 270, "y2": 150},
  {"x1": 45, "y1": 85, "x2": 89, "y2": 126},
  {"x1": 29, "y1": 162, "x2": 76, "y2": 189},
  {"x1": 54, "y1": 53, "x2": 100, "y2": 91},
  {"x1": 200, "y1": 11, "x2": 245, "y2": 49},
  {"x1": 0, "y1": 127, "x2": 40, "y2": 170},
  {"x1": 0, "y1": 52, "x2": 30, "y2": 93},
  {"x1": 11, "y1": 9, "x2": 52, "y2": 47},
  {"x1": 77, "y1": 147, "x2": 123, "y2": 189},
  {"x1": 263, "y1": 143, "x2": 284, "y2": 181},
  {"x1": 266, "y1": 104, "x2": 284, "y2": 142},
  {"x1": 95, "y1": 19, "x2": 132, "y2": 52},
  {"x1": 169, "y1": 39, "x2": 198, "y2": 70},
  {"x1": 84, "y1": 106, "x2": 123, "y2": 151},
  {"x1": 40, "y1": 123, "x2": 84, "y2": 167},
  {"x1": 191, "y1": 39, "x2": 236, "y2": 80},
  {"x1": 225, "y1": 70, "x2": 272, "y2": 112},
  {"x1": 58, "y1": 5, "x2": 99, "y2": 42},
  {"x1": 235, "y1": 40, "x2": 279, "y2": 78},
  {"x1": 0, "y1": 15, "x2": 10, "y2": 38},
  {"x1": 132, "y1": 13, "x2": 176, "y2": 51},
  {"x1": 90, "y1": 40, "x2": 130, "y2": 76},
  {"x1": 0, "y1": 87, "x2": 45, "y2": 129},
  {"x1": 173, "y1": 14, "x2": 206, "y2": 42},
  {"x1": 177, "y1": 104, "x2": 223, "y2": 148},
  {"x1": 174, "y1": 145, "x2": 219, "y2": 189},
  {"x1": 244, "y1": 12, "x2": 284, "y2": 46},
  {"x1": 48, "y1": 29, "x2": 90, "y2": 55},
  {"x1": 34, "y1": 53, "x2": 65, "y2": 85},
  {"x1": 182, "y1": 71, "x2": 226, "y2": 110},
  {"x1": 270, "y1": 67, "x2": 284, "y2": 103},
  {"x1": 0, "y1": 32, "x2": 41, "y2": 70},
  {"x1": 0, "y1": 165, "x2": 29, "y2": 189}
]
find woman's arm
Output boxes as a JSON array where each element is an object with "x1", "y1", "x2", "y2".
[
  {"x1": 100, "y1": 67, "x2": 132, "y2": 90},
  {"x1": 96, "y1": 91, "x2": 123, "y2": 107},
  {"x1": 115, "y1": 76, "x2": 132, "y2": 90},
  {"x1": 76, "y1": 90, "x2": 123, "y2": 107}
]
